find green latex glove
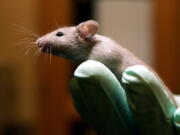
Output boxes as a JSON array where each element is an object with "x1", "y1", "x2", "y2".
[
  {"x1": 122, "y1": 65, "x2": 177, "y2": 135},
  {"x1": 69, "y1": 60, "x2": 178, "y2": 135},
  {"x1": 174, "y1": 107, "x2": 180, "y2": 134},
  {"x1": 70, "y1": 60, "x2": 138, "y2": 135}
]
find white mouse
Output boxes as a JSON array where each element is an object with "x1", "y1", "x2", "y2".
[
  {"x1": 36, "y1": 20, "x2": 176, "y2": 104},
  {"x1": 36, "y1": 20, "x2": 144, "y2": 77}
]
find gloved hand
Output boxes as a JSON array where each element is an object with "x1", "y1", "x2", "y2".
[{"x1": 69, "y1": 60, "x2": 180, "y2": 135}]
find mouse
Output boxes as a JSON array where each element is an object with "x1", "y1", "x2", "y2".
[
  {"x1": 36, "y1": 20, "x2": 176, "y2": 104},
  {"x1": 36, "y1": 20, "x2": 144, "y2": 76}
]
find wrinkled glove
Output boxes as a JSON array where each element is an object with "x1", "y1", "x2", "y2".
[{"x1": 69, "y1": 60, "x2": 180, "y2": 135}]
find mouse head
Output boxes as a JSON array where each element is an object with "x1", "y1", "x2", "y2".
[{"x1": 36, "y1": 20, "x2": 99, "y2": 61}]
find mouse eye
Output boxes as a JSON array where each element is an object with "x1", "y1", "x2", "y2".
[{"x1": 56, "y1": 32, "x2": 64, "y2": 37}]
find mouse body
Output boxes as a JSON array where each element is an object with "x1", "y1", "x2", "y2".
[
  {"x1": 36, "y1": 20, "x2": 176, "y2": 104},
  {"x1": 36, "y1": 20, "x2": 144, "y2": 79}
]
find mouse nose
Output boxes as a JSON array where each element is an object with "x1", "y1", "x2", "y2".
[
  {"x1": 36, "y1": 39, "x2": 52, "y2": 50},
  {"x1": 36, "y1": 39, "x2": 43, "y2": 47},
  {"x1": 36, "y1": 39, "x2": 49, "y2": 48}
]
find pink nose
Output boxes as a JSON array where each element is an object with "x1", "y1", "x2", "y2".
[
  {"x1": 36, "y1": 39, "x2": 50, "y2": 48},
  {"x1": 36, "y1": 39, "x2": 52, "y2": 51},
  {"x1": 36, "y1": 39, "x2": 43, "y2": 47}
]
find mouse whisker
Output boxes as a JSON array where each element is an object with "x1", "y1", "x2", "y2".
[
  {"x1": 12, "y1": 23, "x2": 40, "y2": 39},
  {"x1": 32, "y1": 49, "x2": 41, "y2": 58},
  {"x1": 43, "y1": 53, "x2": 48, "y2": 63},
  {"x1": 14, "y1": 38, "x2": 32, "y2": 46},
  {"x1": 24, "y1": 44, "x2": 38, "y2": 56},
  {"x1": 47, "y1": 48, "x2": 51, "y2": 64},
  {"x1": 25, "y1": 46, "x2": 37, "y2": 51},
  {"x1": 14, "y1": 37, "x2": 37, "y2": 50},
  {"x1": 24, "y1": 48, "x2": 32, "y2": 56},
  {"x1": 54, "y1": 19, "x2": 60, "y2": 29},
  {"x1": 50, "y1": 46, "x2": 52, "y2": 64},
  {"x1": 16, "y1": 42, "x2": 33, "y2": 52},
  {"x1": 31, "y1": 41, "x2": 36, "y2": 44},
  {"x1": 23, "y1": 42, "x2": 36, "y2": 49},
  {"x1": 44, "y1": 48, "x2": 49, "y2": 62},
  {"x1": 17, "y1": 30, "x2": 39, "y2": 38}
]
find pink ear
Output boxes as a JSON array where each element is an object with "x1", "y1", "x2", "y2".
[{"x1": 77, "y1": 20, "x2": 99, "y2": 39}]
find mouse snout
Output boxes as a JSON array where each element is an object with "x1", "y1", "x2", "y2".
[
  {"x1": 36, "y1": 39, "x2": 51, "y2": 48},
  {"x1": 36, "y1": 38, "x2": 52, "y2": 53},
  {"x1": 36, "y1": 39, "x2": 44, "y2": 47}
]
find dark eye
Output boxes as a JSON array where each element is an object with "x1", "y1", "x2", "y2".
[{"x1": 56, "y1": 32, "x2": 64, "y2": 37}]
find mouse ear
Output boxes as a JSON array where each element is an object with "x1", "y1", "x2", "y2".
[{"x1": 77, "y1": 20, "x2": 99, "y2": 39}]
